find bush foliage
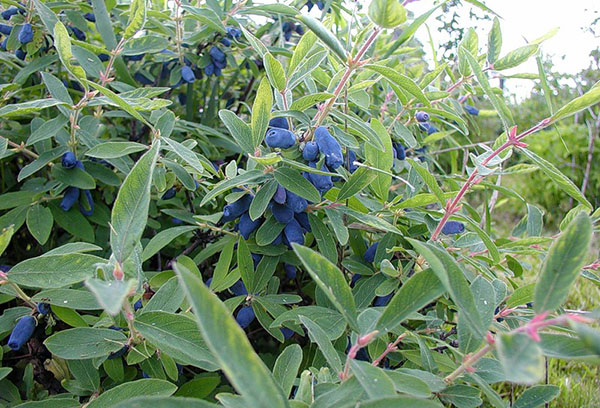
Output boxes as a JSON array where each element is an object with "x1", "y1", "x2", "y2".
[{"x1": 0, "y1": 0, "x2": 599, "y2": 407}]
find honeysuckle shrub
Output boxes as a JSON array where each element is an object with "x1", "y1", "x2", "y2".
[{"x1": 0, "y1": 0, "x2": 599, "y2": 407}]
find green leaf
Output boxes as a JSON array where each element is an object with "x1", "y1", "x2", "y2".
[
  {"x1": 141, "y1": 226, "x2": 197, "y2": 261},
  {"x1": 364, "y1": 64, "x2": 430, "y2": 107},
  {"x1": 349, "y1": 360, "x2": 396, "y2": 399},
  {"x1": 365, "y1": 119, "x2": 394, "y2": 201},
  {"x1": 335, "y1": 206, "x2": 402, "y2": 235},
  {"x1": 273, "y1": 344, "x2": 302, "y2": 398},
  {"x1": 163, "y1": 137, "x2": 206, "y2": 176},
  {"x1": 44, "y1": 327, "x2": 127, "y2": 359},
  {"x1": 297, "y1": 15, "x2": 347, "y2": 61},
  {"x1": 85, "y1": 142, "x2": 147, "y2": 159},
  {"x1": 53, "y1": 21, "x2": 87, "y2": 85},
  {"x1": 533, "y1": 212, "x2": 592, "y2": 313},
  {"x1": 133, "y1": 311, "x2": 218, "y2": 370},
  {"x1": 339, "y1": 397, "x2": 444, "y2": 408},
  {"x1": 173, "y1": 260, "x2": 289, "y2": 408},
  {"x1": 113, "y1": 397, "x2": 219, "y2": 408},
  {"x1": 0, "y1": 225, "x2": 14, "y2": 257},
  {"x1": 26, "y1": 115, "x2": 68, "y2": 145},
  {"x1": 384, "y1": 3, "x2": 443, "y2": 58},
  {"x1": 83, "y1": 80, "x2": 150, "y2": 126},
  {"x1": 292, "y1": 244, "x2": 358, "y2": 331},
  {"x1": 26, "y1": 204, "x2": 53, "y2": 245},
  {"x1": 274, "y1": 167, "x2": 320, "y2": 203},
  {"x1": 9, "y1": 253, "x2": 104, "y2": 289},
  {"x1": 240, "y1": 26, "x2": 268, "y2": 57},
  {"x1": 251, "y1": 78, "x2": 273, "y2": 148},
  {"x1": 551, "y1": 85, "x2": 600, "y2": 123},
  {"x1": 124, "y1": 0, "x2": 146, "y2": 39},
  {"x1": 51, "y1": 166, "x2": 96, "y2": 190},
  {"x1": 487, "y1": 17, "x2": 502, "y2": 64},
  {"x1": 494, "y1": 44, "x2": 539, "y2": 71},
  {"x1": 407, "y1": 239, "x2": 485, "y2": 338},
  {"x1": 512, "y1": 385, "x2": 560, "y2": 408},
  {"x1": 288, "y1": 50, "x2": 328, "y2": 90},
  {"x1": 497, "y1": 332, "x2": 544, "y2": 384},
  {"x1": 68, "y1": 359, "x2": 99, "y2": 392},
  {"x1": 407, "y1": 159, "x2": 445, "y2": 205},
  {"x1": 0, "y1": 98, "x2": 64, "y2": 118},
  {"x1": 86, "y1": 379, "x2": 176, "y2": 408},
  {"x1": 439, "y1": 384, "x2": 483, "y2": 408},
  {"x1": 218, "y1": 110, "x2": 255, "y2": 155},
  {"x1": 376, "y1": 269, "x2": 444, "y2": 333},
  {"x1": 457, "y1": 276, "x2": 495, "y2": 354},
  {"x1": 288, "y1": 31, "x2": 317, "y2": 76},
  {"x1": 337, "y1": 167, "x2": 378, "y2": 201},
  {"x1": 264, "y1": 53, "x2": 286, "y2": 92},
  {"x1": 237, "y1": 238, "x2": 255, "y2": 293},
  {"x1": 32, "y1": 0, "x2": 59, "y2": 33},
  {"x1": 31, "y1": 289, "x2": 100, "y2": 310},
  {"x1": 85, "y1": 278, "x2": 135, "y2": 316},
  {"x1": 289, "y1": 92, "x2": 333, "y2": 112},
  {"x1": 110, "y1": 141, "x2": 160, "y2": 264},
  {"x1": 255, "y1": 216, "x2": 285, "y2": 246},
  {"x1": 299, "y1": 316, "x2": 342, "y2": 373},
  {"x1": 368, "y1": 0, "x2": 407, "y2": 28},
  {"x1": 249, "y1": 180, "x2": 278, "y2": 221}
]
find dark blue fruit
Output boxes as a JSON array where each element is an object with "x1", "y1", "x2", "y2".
[
  {"x1": 265, "y1": 128, "x2": 295, "y2": 149},
  {"x1": 2, "y1": 8, "x2": 20, "y2": 20},
  {"x1": 285, "y1": 191, "x2": 307, "y2": 213},
  {"x1": 98, "y1": 53, "x2": 110, "y2": 62},
  {"x1": 69, "y1": 25, "x2": 86, "y2": 41},
  {"x1": 441, "y1": 221, "x2": 465, "y2": 235},
  {"x1": 239, "y1": 212, "x2": 261, "y2": 239},
  {"x1": 222, "y1": 194, "x2": 252, "y2": 222},
  {"x1": 220, "y1": 37, "x2": 231, "y2": 47},
  {"x1": 272, "y1": 232, "x2": 284, "y2": 245},
  {"x1": 284, "y1": 218, "x2": 304, "y2": 246},
  {"x1": 79, "y1": 189, "x2": 94, "y2": 216},
  {"x1": 364, "y1": 242, "x2": 378, "y2": 263},
  {"x1": 84, "y1": 12, "x2": 96, "y2": 22},
  {"x1": 464, "y1": 104, "x2": 479, "y2": 116},
  {"x1": 8, "y1": 316, "x2": 36, "y2": 350},
  {"x1": 18, "y1": 23, "x2": 33, "y2": 44},
  {"x1": 350, "y1": 274, "x2": 361, "y2": 287},
  {"x1": 134, "y1": 72, "x2": 153, "y2": 85},
  {"x1": 61, "y1": 152, "x2": 77, "y2": 168},
  {"x1": 269, "y1": 116, "x2": 289, "y2": 130},
  {"x1": 125, "y1": 54, "x2": 144, "y2": 61},
  {"x1": 226, "y1": 26, "x2": 241, "y2": 40},
  {"x1": 415, "y1": 111, "x2": 429, "y2": 122},
  {"x1": 0, "y1": 24, "x2": 11, "y2": 35},
  {"x1": 304, "y1": 162, "x2": 333, "y2": 194},
  {"x1": 314, "y1": 126, "x2": 343, "y2": 169},
  {"x1": 284, "y1": 263, "x2": 296, "y2": 279},
  {"x1": 37, "y1": 303, "x2": 50, "y2": 315},
  {"x1": 181, "y1": 65, "x2": 195, "y2": 83},
  {"x1": 394, "y1": 143, "x2": 406, "y2": 160},
  {"x1": 60, "y1": 187, "x2": 80, "y2": 211},
  {"x1": 272, "y1": 203, "x2": 294, "y2": 224},
  {"x1": 281, "y1": 327, "x2": 294, "y2": 339},
  {"x1": 302, "y1": 141, "x2": 319, "y2": 161},
  {"x1": 231, "y1": 279, "x2": 248, "y2": 296},
  {"x1": 134, "y1": 299, "x2": 143, "y2": 311},
  {"x1": 15, "y1": 48, "x2": 26, "y2": 60},
  {"x1": 251, "y1": 253, "x2": 262, "y2": 269},
  {"x1": 374, "y1": 293, "x2": 393, "y2": 307},
  {"x1": 161, "y1": 187, "x2": 176, "y2": 200},
  {"x1": 107, "y1": 345, "x2": 128, "y2": 359},
  {"x1": 346, "y1": 150, "x2": 358, "y2": 173},
  {"x1": 273, "y1": 184, "x2": 287, "y2": 204},
  {"x1": 235, "y1": 306, "x2": 255, "y2": 328},
  {"x1": 295, "y1": 212, "x2": 311, "y2": 233}
]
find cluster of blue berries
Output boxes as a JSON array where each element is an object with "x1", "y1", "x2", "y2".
[
  {"x1": 219, "y1": 26, "x2": 241, "y2": 47},
  {"x1": 415, "y1": 109, "x2": 438, "y2": 135},
  {"x1": 281, "y1": 22, "x2": 303, "y2": 41},
  {"x1": 0, "y1": 18, "x2": 32, "y2": 60},
  {"x1": 5, "y1": 299, "x2": 51, "y2": 351},
  {"x1": 305, "y1": 1, "x2": 329, "y2": 12},
  {"x1": 59, "y1": 152, "x2": 94, "y2": 216},
  {"x1": 205, "y1": 45, "x2": 226, "y2": 77},
  {"x1": 463, "y1": 103, "x2": 479, "y2": 116}
]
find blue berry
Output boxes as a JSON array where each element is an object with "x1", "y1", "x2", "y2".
[
  {"x1": 68, "y1": 25, "x2": 86, "y2": 41},
  {"x1": 18, "y1": 23, "x2": 33, "y2": 44},
  {"x1": 364, "y1": 243, "x2": 378, "y2": 263},
  {"x1": 350, "y1": 274, "x2": 361, "y2": 287},
  {"x1": 415, "y1": 111, "x2": 429, "y2": 122},
  {"x1": 304, "y1": 162, "x2": 333, "y2": 194},
  {"x1": 60, "y1": 187, "x2": 80, "y2": 212},
  {"x1": 37, "y1": 303, "x2": 50, "y2": 315},
  {"x1": 295, "y1": 212, "x2": 311, "y2": 233},
  {"x1": 374, "y1": 293, "x2": 393, "y2": 307},
  {"x1": 441, "y1": 221, "x2": 465, "y2": 235},
  {"x1": 83, "y1": 13, "x2": 96, "y2": 22},
  {"x1": 0, "y1": 38, "x2": 7, "y2": 51},
  {"x1": 269, "y1": 117, "x2": 289, "y2": 130},
  {"x1": 209, "y1": 46, "x2": 226, "y2": 65},
  {"x1": 161, "y1": 187, "x2": 176, "y2": 200},
  {"x1": 15, "y1": 48, "x2": 26, "y2": 60},
  {"x1": 272, "y1": 232, "x2": 284, "y2": 245},
  {"x1": 236, "y1": 306, "x2": 255, "y2": 328},
  {"x1": 222, "y1": 194, "x2": 252, "y2": 222},
  {"x1": 220, "y1": 37, "x2": 231, "y2": 47},
  {"x1": 181, "y1": 65, "x2": 195, "y2": 83},
  {"x1": 2, "y1": 8, "x2": 19, "y2": 20},
  {"x1": 302, "y1": 141, "x2": 319, "y2": 161},
  {"x1": 415, "y1": 146, "x2": 427, "y2": 162},
  {"x1": 61, "y1": 152, "x2": 77, "y2": 168},
  {"x1": 272, "y1": 203, "x2": 294, "y2": 224},
  {"x1": 134, "y1": 299, "x2": 143, "y2": 311},
  {"x1": 464, "y1": 104, "x2": 479, "y2": 116},
  {"x1": 295, "y1": 25, "x2": 304, "y2": 35},
  {"x1": 285, "y1": 191, "x2": 307, "y2": 213},
  {"x1": 79, "y1": 189, "x2": 94, "y2": 216},
  {"x1": 0, "y1": 24, "x2": 11, "y2": 35},
  {"x1": 265, "y1": 128, "x2": 296, "y2": 149},
  {"x1": 107, "y1": 345, "x2": 128, "y2": 359},
  {"x1": 346, "y1": 150, "x2": 358, "y2": 173},
  {"x1": 251, "y1": 253, "x2": 262, "y2": 269},
  {"x1": 282, "y1": 22, "x2": 294, "y2": 33},
  {"x1": 231, "y1": 279, "x2": 248, "y2": 296},
  {"x1": 284, "y1": 218, "x2": 304, "y2": 246},
  {"x1": 134, "y1": 72, "x2": 153, "y2": 85},
  {"x1": 314, "y1": 127, "x2": 343, "y2": 169},
  {"x1": 98, "y1": 53, "x2": 110, "y2": 62},
  {"x1": 8, "y1": 316, "x2": 36, "y2": 351},
  {"x1": 239, "y1": 212, "x2": 261, "y2": 239},
  {"x1": 226, "y1": 26, "x2": 241, "y2": 40},
  {"x1": 281, "y1": 327, "x2": 294, "y2": 339},
  {"x1": 125, "y1": 54, "x2": 144, "y2": 61},
  {"x1": 394, "y1": 143, "x2": 406, "y2": 160},
  {"x1": 273, "y1": 184, "x2": 287, "y2": 204},
  {"x1": 284, "y1": 264, "x2": 296, "y2": 279}
]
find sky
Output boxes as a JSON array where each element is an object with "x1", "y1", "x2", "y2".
[{"x1": 407, "y1": 0, "x2": 600, "y2": 99}]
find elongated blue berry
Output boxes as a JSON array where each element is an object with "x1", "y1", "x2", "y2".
[
  {"x1": 295, "y1": 212, "x2": 311, "y2": 233},
  {"x1": 98, "y1": 53, "x2": 110, "y2": 62},
  {"x1": 350, "y1": 274, "x2": 361, "y2": 287},
  {"x1": 231, "y1": 279, "x2": 248, "y2": 296},
  {"x1": 272, "y1": 232, "x2": 284, "y2": 245},
  {"x1": 272, "y1": 203, "x2": 294, "y2": 224},
  {"x1": 8, "y1": 315, "x2": 35, "y2": 350},
  {"x1": 161, "y1": 187, "x2": 176, "y2": 200},
  {"x1": 314, "y1": 126, "x2": 343, "y2": 169},
  {"x1": 18, "y1": 23, "x2": 32, "y2": 44},
  {"x1": 83, "y1": 12, "x2": 96, "y2": 22},
  {"x1": 15, "y1": 48, "x2": 26, "y2": 60},
  {"x1": 61, "y1": 152, "x2": 77, "y2": 168},
  {"x1": 134, "y1": 299, "x2": 143, "y2": 311},
  {"x1": 284, "y1": 263, "x2": 296, "y2": 279},
  {"x1": 394, "y1": 143, "x2": 406, "y2": 160},
  {"x1": 464, "y1": 104, "x2": 479, "y2": 116},
  {"x1": 269, "y1": 117, "x2": 289, "y2": 130},
  {"x1": 302, "y1": 141, "x2": 319, "y2": 161},
  {"x1": 107, "y1": 345, "x2": 128, "y2": 359},
  {"x1": 2, "y1": 8, "x2": 19, "y2": 20},
  {"x1": 346, "y1": 150, "x2": 358, "y2": 173},
  {"x1": 134, "y1": 72, "x2": 152, "y2": 85},
  {"x1": 79, "y1": 189, "x2": 94, "y2": 216},
  {"x1": 374, "y1": 293, "x2": 393, "y2": 307},
  {"x1": 226, "y1": 26, "x2": 241, "y2": 40},
  {"x1": 209, "y1": 46, "x2": 226, "y2": 64},
  {"x1": 285, "y1": 190, "x2": 307, "y2": 213},
  {"x1": 273, "y1": 184, "x2": 287, "y2": 204},
  {"x1": 220, "y1": 37, "x2": 231, "y2": 47},
  {"x1": 441, "y1": 221, "x2": 465, "y2": 235},
  {"x1": 60, "y1": 187, "x2": 80, "y2": 211},
  {"x1": 305, "y1": 162, "x2": 333, "y2": 194},
  {"x1": 69, "y1": 25, "x2": 86, "y2": 41},
  {"x1": 415, "y1": 111, "x2": 429, "y2": 122},
  {"x1": 239, "y1": 212, "x2": 261, "y2": 239},
  {"x1": 251, "y1": 253, "x2": 262, "y2": 269},
  {"x1": 364, "y1": 242, "x2": 378, "y2": 263},
  {"x1": 0, "y1": 24, "x2": 11, "y2": 35},
  {"x1": 37, "y1": 303, "x2": 50, "y2": 315},
  {"x1": 181, "y1": 65, "x2": 195, "y2": 83},
  {"x1": 415, "y1": 146, "x2": 427, "y2": 162},
  {"x1": 236, "y1": 306, "x2": 255, "y2": 328},
  {"x1": 265, "y1": 128, "x2": 295, "y2": 149},
  {"x1": 284, "y1": 218, "x2": 304, "y2": 246},
  {"x1": 222, "y1": 194, "x2": 252, "y2": 222}
]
